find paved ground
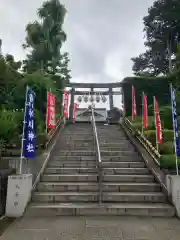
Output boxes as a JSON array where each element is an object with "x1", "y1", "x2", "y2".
[{"x1": 1, "y1": 216, "x2": 180, "y2": 240}]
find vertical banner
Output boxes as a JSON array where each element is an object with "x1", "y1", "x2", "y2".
[
  {"x1": 73, "y1": 103, "x2": 78, "y2": 121},
  {"x1": 170, "y1": 84, "x2": 180, "y2": 164},
  {"x1": 63, "y1": 91, "x2": 70, "y2": 118},
  {"x1": 132, "y1": 85, "x2": 137, "y2": 120},
  {"x1": 154, "y1": 96, "x2": 162, "y2": 147},
  {"x1": 143, "y1": 94, "x2": 148, "y2": 129},
  {"x1": 23, "y1": 86, "x2": 36, "y2": 159},
  {"x1": 47, "y1": 92, "x2": 56, "y2": 129}
]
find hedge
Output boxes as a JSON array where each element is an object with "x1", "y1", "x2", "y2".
[
  {"x1": 160, "y1": 155, "x2": 180, "y2": 170},
  {"x1": 143, "y1": 129, "x2": 175, "y2": 145},
  {"x1": 122, "y1": 76, "x2": 172, "y2": 116},
  {"x1": 127, "y1": 116, "x2": 155, "y2": 130}
]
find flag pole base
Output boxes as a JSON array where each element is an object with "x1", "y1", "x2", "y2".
[{"x1": 5, "y1": 174, "x2": 33, "y2": 217}]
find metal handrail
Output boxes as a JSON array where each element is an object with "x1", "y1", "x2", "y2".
[
  {"x1": 91, "y1": 108, "x2": 102, "y2": 204},
  {"x1": 123, "y1": 117, "x2": 161, "y2": 165}
]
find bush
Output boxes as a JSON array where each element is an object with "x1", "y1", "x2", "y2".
[
  {"x1": 143, "y1": 129, "x2": 175, "y2": 146},
  {"x1": 159, "y1": 105, "x2": 173, "y2": 129},
  {"x1": 0, "y1": 110, "x2": 19, "y2": 143},
  {"x1": 127, "y1": 116, "x2": 155, "y2": 130},
  {"x1": 122, "y1": 76, "x2": 171, "y2": 116},
  {"x1": 148, "y1": 104, "x2": 154, "y2": 116},
  {"x1": 143, "y1": 130, "x2": 157, "y2": 146},
  {"x1": 159, "y1": 141, "x2": 174, "y2": 155},
  {"x1": 0, "y1": 108, "x2": 47, "y2": 147},
  {"x1": 37, "y1": 133, "x2": 48, "y2": 148},
  {"x1": 160, "y1": 155, "x2": 180, "y2": 170}
]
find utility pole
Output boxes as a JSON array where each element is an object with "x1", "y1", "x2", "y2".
[{"x1": 0, "y1": 39, "x2": 2, "y2": 55}]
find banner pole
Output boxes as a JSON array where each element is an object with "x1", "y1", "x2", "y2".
[
  {"x1": 153, "y1": 96, "x2": 159, "y2": 152},
  {"x1": 170, "y1": 83, "x2": 179, "y2": 176},
  {"x1": 19, "y1": 85, "x2": 28, "y2": 174}
]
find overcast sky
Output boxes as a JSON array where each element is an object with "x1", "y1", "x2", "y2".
[{"x1": 0, "y1": 0, "x2": 155, "y2": 108}]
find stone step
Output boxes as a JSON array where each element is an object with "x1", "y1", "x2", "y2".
[
  {"x1": 63, "y1": 133, "x2": 93, "y2": 136},
  {"x1": 99, "y1": 142, "x2": 132, "y2": 147},
  {"x1": 101, "y1": 155, "x2": 143, "y2": 163},
  {"x1": 59, "y1": 137, "x2": 93, "y2": 144},
  {"x1": 63, "y1": 131, "x2": 93, "y2": 133},
  {"x1": 98, "y1": 137, "x2": 128, "y2": 141},
  {"x1": 103, "y1": 174, "x2": 154, "y2": 183},
  {"x1": 26, "y1": 203, "x2": 175, "y2": 217},
  {"x1": 51, "y1": 156, "x2": 141, "y2": 162},
  {"x1": 101, "y1": 156, "x2": 142, "y2": 162},
  {"x1": 52, "y1": 156, "x2": 96, "y2": 161},
  {"x1": 59, "y1": 147, "x2": 94, "y2": 151},
  {"x1": 32, "y1": 192, "x2": 98, "y2": 202},
  {"x1": 62, "y1": 137, "x2": 93, "y2": 141},
  {"x1": 41, "y1": 174, "x2": 154, "y2": 183},
  {"x1": 41, "y1": 174, "x2": 98, "y2": 182},
  {"x1": 100, "y1": 146, "x2": 135, "y2": 151},
  {"x1": 48, "y1": 159, "x2": 142, "y2": 168},
  {"x1": 102, "y1": 168, "x2": 149, "y2": 175},
  {"x1": 32, "y1": 192, "x2": 166, "y2": 203},
  {"x1": 58, "y1": 151, "x2": 95, "y2": 156},
  {"x1": 102, "y1": 182, "x2": 161, "y2": 192},
  {"x1": 58, "y1": 151, "x2": 138, "y2": 157},
  {"x1": 59, "y1": 143, "x2": 94, "y2": 147},
  {"x1": 45, "y1": 167, "x2": 149, "y2": 175},
  {"x1": 58, "y1": 144, "x2": 134, "y2": 149},
  {"x1": 48, "y1": 161, "x2": 96, "y2": 168},
  {"x1": 102, "y1": 192, "x2": 166, "y2": 203},
  {"x1": 100, "y1": 140, "x2": 130, "y2": 144},
  {"x1": 100, "y1": 151, "x2": 138, "y2": 157},
  {"x1": 37, "y1": 182, "x2": 161, "y2": 192},
  {"x1": 59, "y1": 141, "x2": 133, "y2": 148},
  {"x1": 59, "y1": 139, "x2": 130, "y2": 144},
  {"x1": 102, "y1": 162, "x2": 145, "y2": 168},
  {"x1": 63, "y1": 132, "x2": 92, "y2": 134},
  {"x1": 45, "y1": 167, "x2": 98, "y2": 174},
  {"x1": 98, "y1": 135, "x2": 127, "y2": 138},
  {"x1": 37, "y1": 182, "x2": 99, "y2": 192}
]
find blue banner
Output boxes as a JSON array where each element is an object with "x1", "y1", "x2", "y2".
[
  {"x1": 171, "y1": 85, "x2": 180, "y2": 157},
  {"x1": 23, "y1": 86, "x2": 36, "y2": 158}
]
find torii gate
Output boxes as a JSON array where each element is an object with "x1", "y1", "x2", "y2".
[{"x1": 66, "y1": 82, "x2": 123, "y2": 121}]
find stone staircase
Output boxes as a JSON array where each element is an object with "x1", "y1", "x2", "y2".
[{"x1": 26, "y1": 123, "x2": 175, "y2": 217}]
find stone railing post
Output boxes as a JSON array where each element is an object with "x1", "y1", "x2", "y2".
[{"x1": 109, "y1": 87, "x2": 114, "y2": 110}]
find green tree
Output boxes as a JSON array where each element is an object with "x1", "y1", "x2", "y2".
[
  {"x1": 0, "y1": 53, "x2": 23, "y2": 108},
  {"x1": 23, "y1": 0, "x2": 69, "y2": 77},
  {"x1": 132, "y1": 0, "x2": 180, "y2": 75},
  {"x1": 5, "y1": 54, "x2": 22, "y2": 70}
]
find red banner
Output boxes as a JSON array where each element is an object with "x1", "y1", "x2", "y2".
[
  {"x1": 46, "y1": 92, "x2": 56, "y2": 129},
  {"x1": 143, "y1": 94, "x2": 148, "y2": 129},
  {"x1": 132, "y1": 85, "x2": 137, "y2": 120},
  {"x1": 63, "y1": 91, "x2": 69, "y2": 118},
  {"x1": 73, "y1": 103, "x2": 78, "y2": 120},
  {"x1": 154, "y1": 96, "x2": 162, "y2": 144}
]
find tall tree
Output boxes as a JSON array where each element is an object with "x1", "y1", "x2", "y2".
[
  {"x1": 23, "y1": 0, "x2": 71, "y2": 84},
  {"x1": 132, "y1": 0, "x2": 180, "y2": 76}
]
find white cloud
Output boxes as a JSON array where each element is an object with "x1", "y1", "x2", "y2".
[
  {"x1": 104, "y1": 51, "x2": 124, "y2": 81},
  {"x1": 0, "y1": 0, "x2": 155, "y2": 109}
]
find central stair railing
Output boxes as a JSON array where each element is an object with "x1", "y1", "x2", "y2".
[{"x1": 91, "y1": 108, "x2": 102, "y2": 204}]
